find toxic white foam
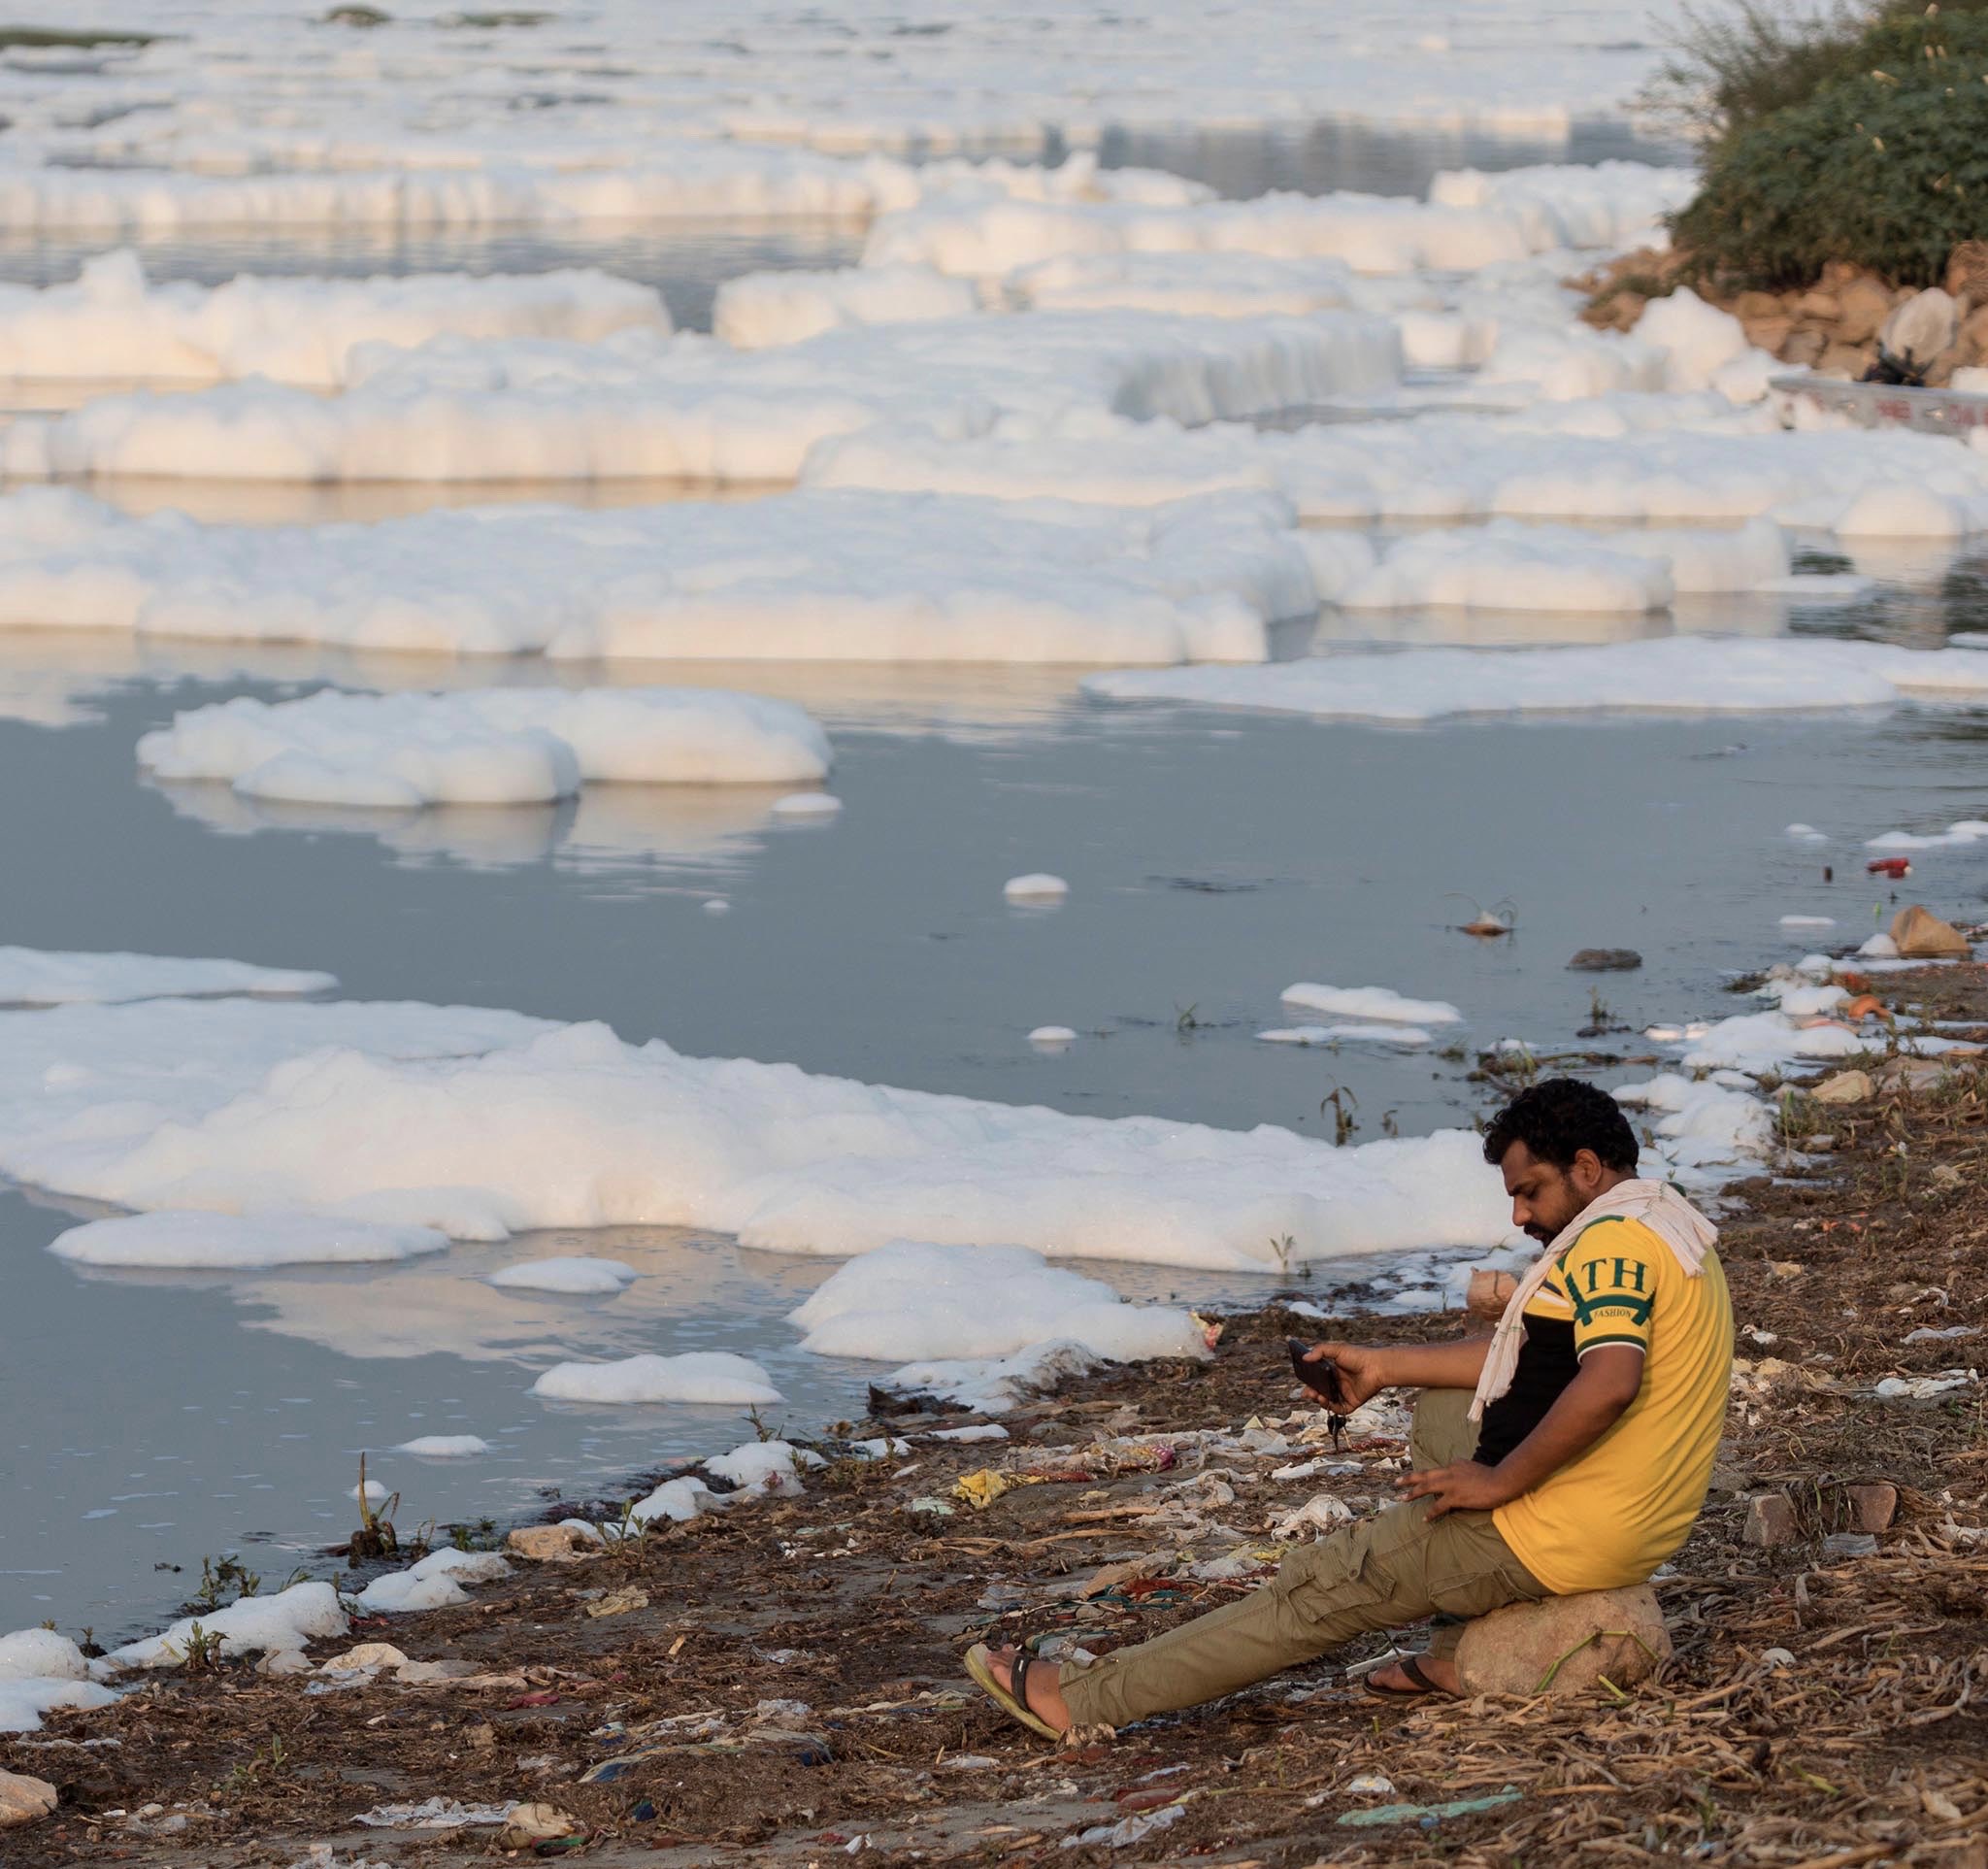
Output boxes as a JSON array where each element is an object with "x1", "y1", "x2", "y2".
[{"x1": 139, "y1": 687, "x2": 833, "y2": 808}]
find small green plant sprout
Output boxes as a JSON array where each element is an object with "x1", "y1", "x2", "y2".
[
  {"x1": 448, "y1": 1518, "x2": 503, "y2": 1552},
  {"x1": 176, "y1": 1623, "x2": 225, "y2": 1674},
  {"x1": 184, "y1": 1554, "x2": 260, "y2": 1616},
  {"x1": 1773, "y1": 1087, "x2": 1821, "y2": 1150},
  {"x1": 1381, "y1": 1108, "x2": 1400, "y2": 1138},
  {"x1": 1269, "y1": 1232, "x2": 1297, "y2": 1274},
  {"x1": 609, "y1": 1499, "x2": 652, "y2": 1559},
  {"x1": 348, "y1": 1453, "x2": 400, "y2": 1568},
  {"x1": 745, "y1": 1404, "x2": 788, "y2": 1444},
  {"x1": 1176, "y1": 1002, "x2": 1203, "y2": 1033},
  {"x1": 221, "y1": 1736, "x2": 290, "y2": 1796},
  {"x1": 1494, "y1": 1042, "x2": 1541, "y2": 1087},
  {"x1": 1590, "y1": 988, "x2": 1612, "y2": 1027},
  {"x1": 1321, "y1": 1084, "x2": 1359, "y2": 1146}
]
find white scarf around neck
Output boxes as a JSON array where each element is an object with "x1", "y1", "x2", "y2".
[{"x1": 1467, "y1": 1176, "x2": 1717, "y2": 1423}]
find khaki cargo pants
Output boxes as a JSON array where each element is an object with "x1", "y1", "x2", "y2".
[{"x1": 1058, "y1": 1387, "x2": 1545, "y2": 1730}]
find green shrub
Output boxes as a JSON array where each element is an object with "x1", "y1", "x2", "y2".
[
  {"x1": 1669, "y1": 6, "x2": 1988, "y2": 286},
  {"x1": 1645, "y1": 1, "x2": 1883, "y2": 139}
]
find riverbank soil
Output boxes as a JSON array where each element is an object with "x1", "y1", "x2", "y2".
[{"x1": 6, "y1": 963, "x2": 1988, "y2": 1867}]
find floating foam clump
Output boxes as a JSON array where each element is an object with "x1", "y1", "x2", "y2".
[
  {"x1": 790, "y1": 1240, "x2": 1208, "y2": 1363},
  {"x1": 530, "y1": 1352, "x2": 783, "y2": 1406},
  {"x1": 1867, "y1": 820, "x2": 1988, "y2": 851},
  {"x1": 812, "y1": 407, "x2": 1988, "y2": 538},
  {"x1": 1011, "y1": 250, "x2": 1364, "y2": 317},
  {"x1": 395, "y1": 1436, "x2": 491, "y2": 1457},
  {"x1": 0, "y1": 486, "x2": 1314, "y2": 666},
  {"x1": 0, "y1": 992, "x2": 1514, "y2": 1273},
  {"x1": 1631, "y1": 287, "x2": 1773, "y2": 399},
  {"x1": 0, "y1": 947, "x2": 333, "y2": 1006},
  {"x1": 0, "y1": 309, "x2": 1402, "y2": 484},
  {"x1": 1003, "y1": 872, "x2": 1068, "y2": 900},
  {"x1": 0, "y1": 251, "x2": 668, "y2": 386},
  {"x1": 49, "y1": 1211, "x2": 449, "y2": 1269},
  {"x1": 1426, "y1": 163, "x2": 1698, "y2": 256},
  {"x1": 713, "y1": 265, "x2": 978, "y2": 349},
  {"x1": 1340, "y1": 524, "x2": 1675, "y2": 614},
  {"x1": 868, "y1": 161, "x2": 1683, "y2": 282},
  {"x1": 1279, "y1": 984, "x2": 1463, "y2": 1024},
  {"x1": 1085, "y1": 636, "x2": 1988, "y2": 725},
  {"x1": 1614, "y1": 1074, "x2": 1773, "y2": 1179},
  {"x1": 0, "y1": 146, "x2": 910, "y2": 237},
  {"x1": 139, "y1": 687, "x2": 834, "y2": 808}
]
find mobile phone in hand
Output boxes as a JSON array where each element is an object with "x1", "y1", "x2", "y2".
[{"x1": 1287, "y1": 1338, "x2": 1346, "y2": 1407}]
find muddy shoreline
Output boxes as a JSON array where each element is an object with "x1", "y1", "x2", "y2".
[{"x1": 7, "y1": 956, "x2": 1988, "y2": 1867}]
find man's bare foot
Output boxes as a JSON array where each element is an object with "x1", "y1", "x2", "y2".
[
  {"x1": 987, "y1": 1645, "x2": 1074, "y2": 1733},
  {"x1": 1367, "y1": 1652, "x2": 1460, "y2": 1697}
]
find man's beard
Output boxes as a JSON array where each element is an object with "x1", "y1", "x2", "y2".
[{"x1": 1524, "y1": 1221, "x2": 1556, "y2": 1244}]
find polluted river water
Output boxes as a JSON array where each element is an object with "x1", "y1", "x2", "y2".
[{"x1": 0, "y1": 67, "x2": 1983, "y2": 1645}]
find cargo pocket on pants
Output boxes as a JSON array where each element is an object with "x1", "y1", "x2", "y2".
[{"x1": 1273, "y1": 1524, "x2": 1392, "y2": 1634}]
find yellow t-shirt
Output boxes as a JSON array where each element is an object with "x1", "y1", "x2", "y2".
[{"x1": 1492, "y1": 1215, "x2": 1734, "y2": 1594}]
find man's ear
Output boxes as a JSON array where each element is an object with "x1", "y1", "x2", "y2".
[{"x1": 1572, "y1": 1148, "x2": 1605, "y2": 1193}]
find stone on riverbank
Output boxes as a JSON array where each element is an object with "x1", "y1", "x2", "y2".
[
  {"x1": 1453, "y1": 1585, "x2": 1670, "y2": 1698},
  {"x1": 1890, "y1": 906, "x2": 1971, "y2": 960},
  {"x1": 1810, "y1": 1070, "x2": 1873, "y2": 1106},
  {"x1": 0, "y1": 1770, "x2": 56, "y2": 1827},
  {"x1": 1567, "y1": 949, "x2": 1642, "y2": 972}
]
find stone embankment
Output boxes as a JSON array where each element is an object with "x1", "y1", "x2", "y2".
[{"x1": 1581, "y1": 240, "x2": 1988, "y2": 384}]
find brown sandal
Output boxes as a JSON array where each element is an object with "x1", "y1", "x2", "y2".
[{"x1": 1363, "y1": 1652, "x2": 1448, "y2": 1700}]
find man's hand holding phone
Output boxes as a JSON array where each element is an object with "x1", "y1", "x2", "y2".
[{"x1": 1289, "y1": 1341, "x2": 1390, "y2": 1411}]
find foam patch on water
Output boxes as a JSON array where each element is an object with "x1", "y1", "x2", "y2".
[
  {"x1": 1278, "y1": 984, "x2": 1463, "y2": 1024},
  {"x1": 813, "y1": 405, "x2": 1988, "y2": 537},
  {"x1": 0, "y1": 308, "x2": 1401, "y2": 484},
  {"x1": 49, "y1": 1211, "x2": 449, "y2": 1269},
  {"x1": 530, "y1": 1352, "x2": 782, "y2": 1406},
  {"x1": 1339, "y1": 518, "x2": 1789, "y2": 614},
  {"x1": 0, "y1": 251, "x2": 668, "y2": 386},
  {"x1": 866, "y1": 161, "x2": 1689, "y2": 280},
  {"x1": 713, "y1": 265, "x2": 979, "y2": 349},
  {"x1": 140, "y1": 687, "x2": 833, "y2": 807},
  {"x1": 0, "y1": 485, "x2": 1315, "y2": 665},
  {"x1": 1867, "y1": 820, "x2": 1988, "y2": 851},
  {"x1": 1085, "y1": 636, "x2": 1988, "y2": 724},
  {"x1": 0, "y1": 948, "x2": 334, "y2": 1007},
  {"x1": 789, "y1": 1240, "x2": 1208, "y2": 1363},
  {"x1": 0, "y1": 990, "x2": 1516, "y2": 1273}
]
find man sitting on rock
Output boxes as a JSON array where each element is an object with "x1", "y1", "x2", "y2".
[{"x1": 966, "y1": 1077, "x2": 1735, "y2": 1736}]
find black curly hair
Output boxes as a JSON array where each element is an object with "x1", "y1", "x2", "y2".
[{"x1": 1481, "y1": 1077, "x2": 1639, "y2": 1174}]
